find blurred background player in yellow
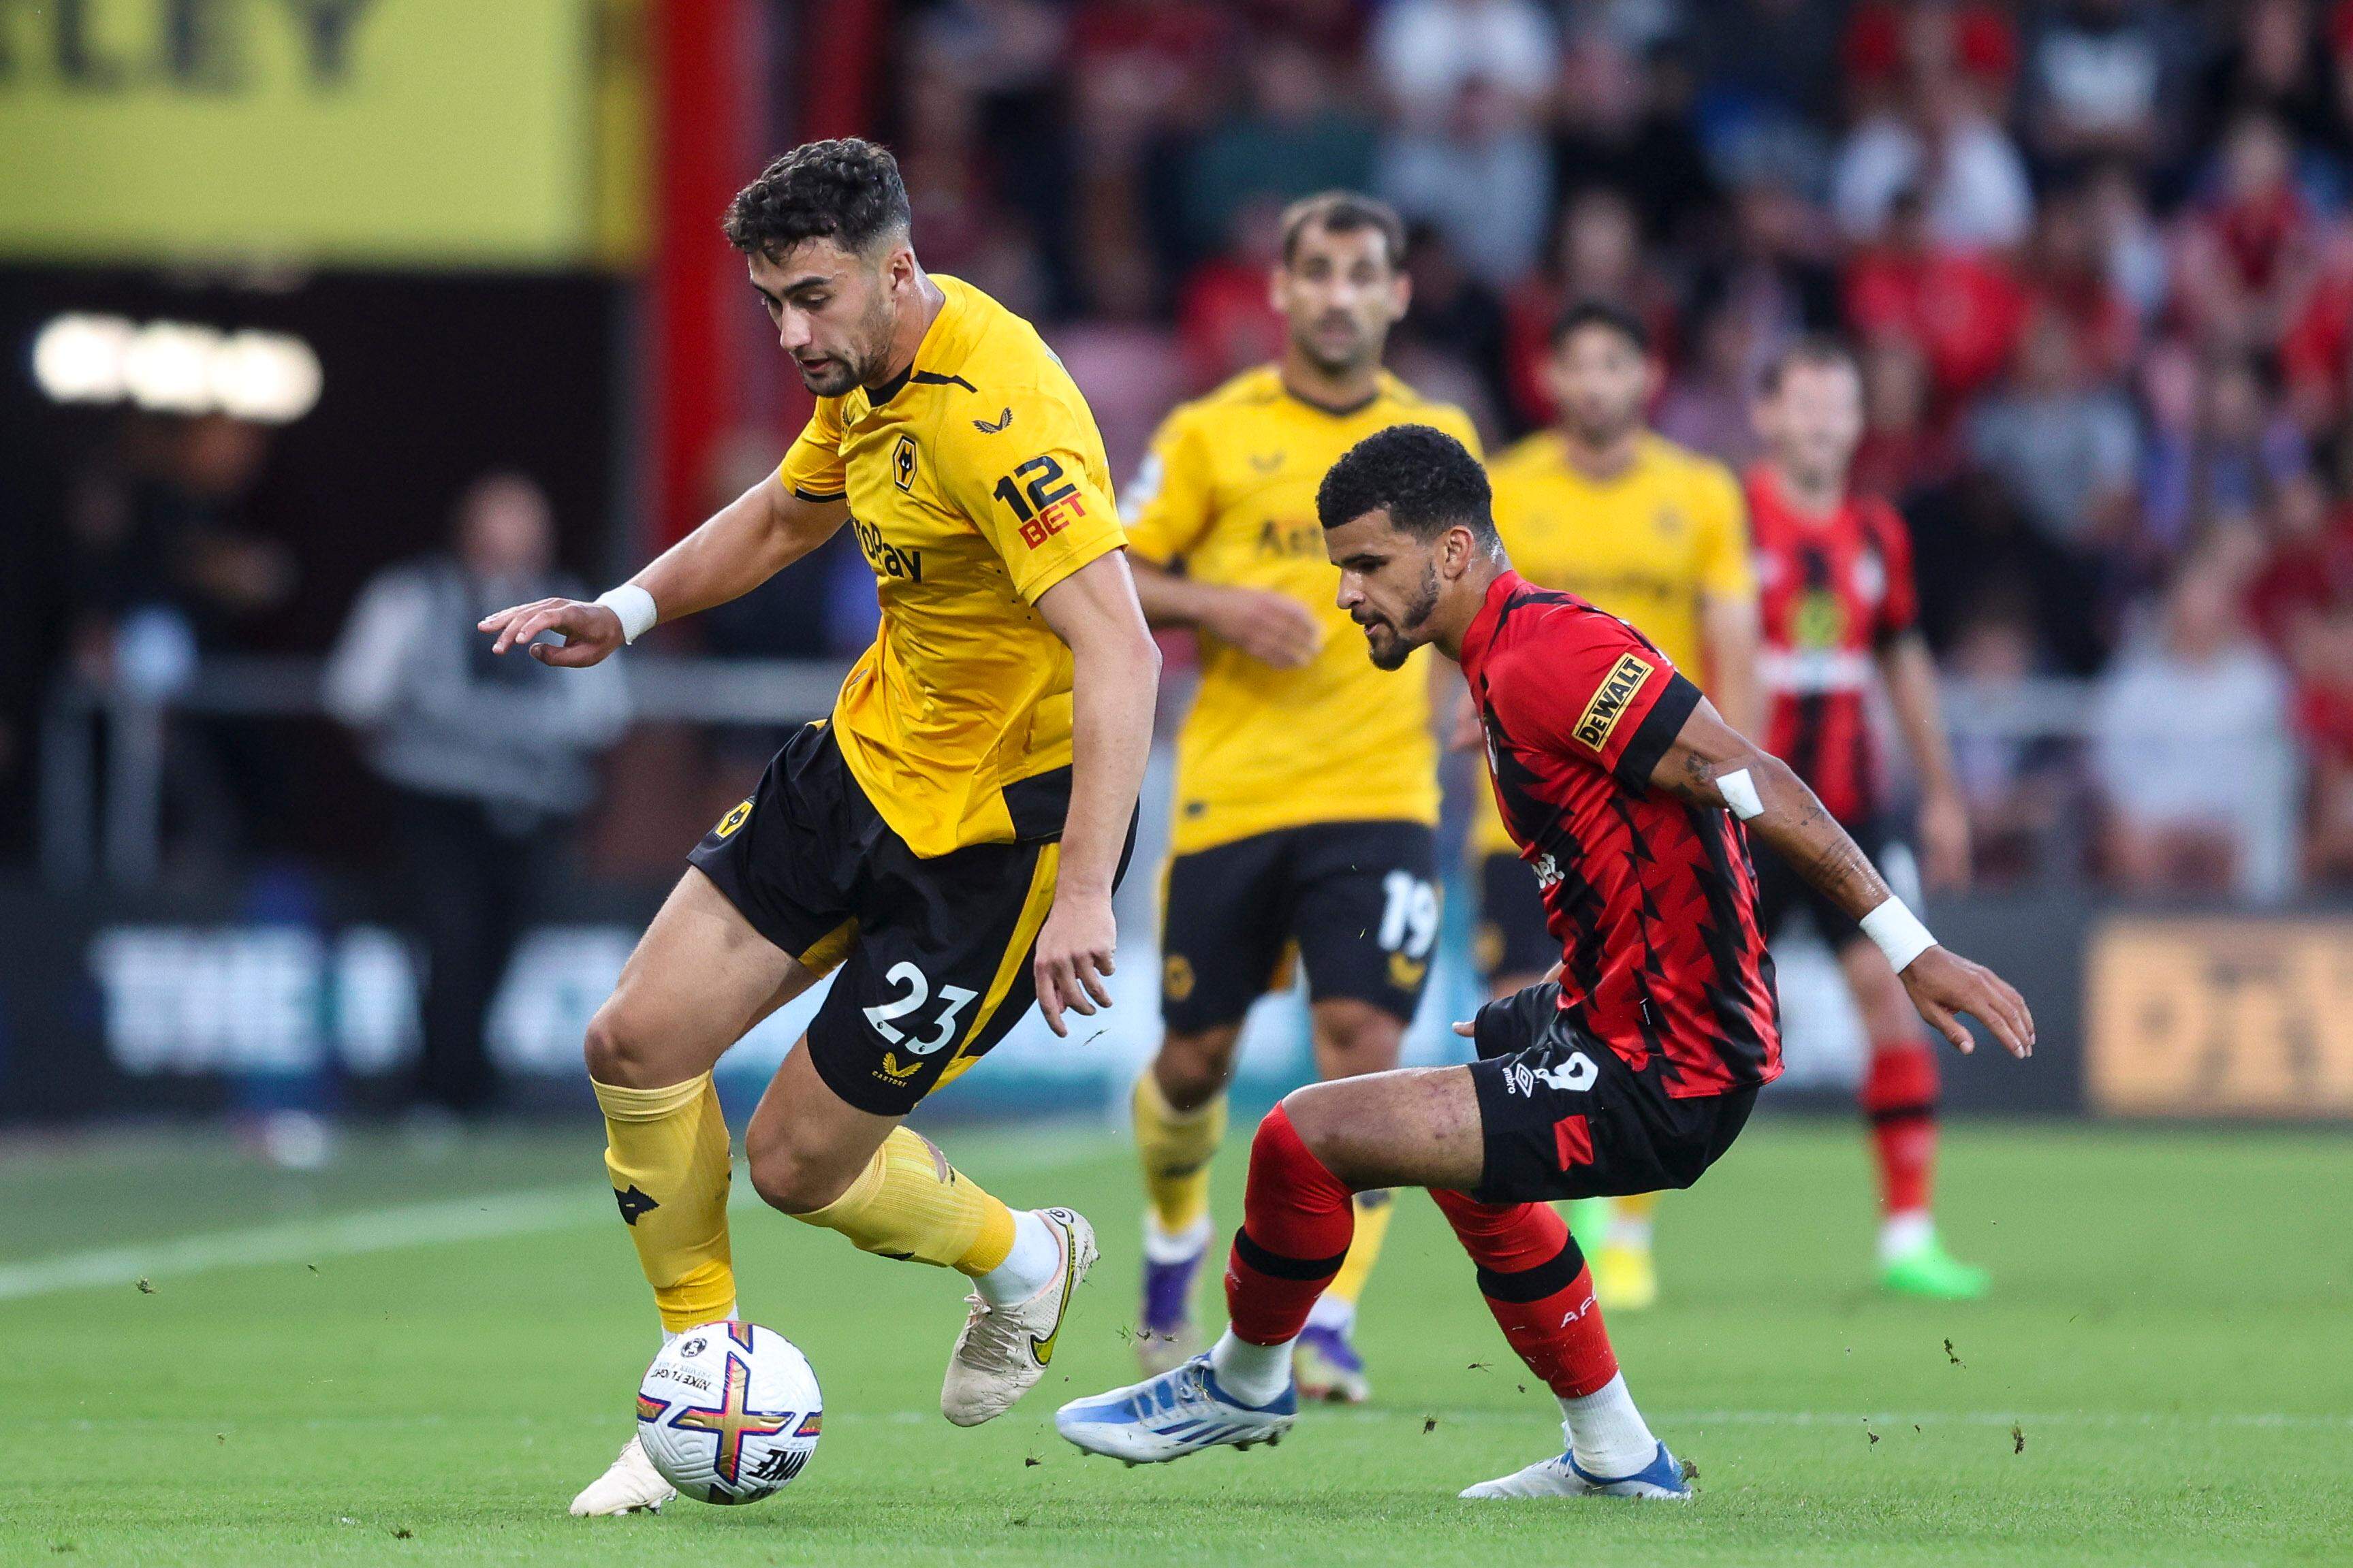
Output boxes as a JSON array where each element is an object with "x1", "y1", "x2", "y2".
[
  {"x1": 1120, "y1": 192, "x2": 1480, "y2": 1401},
  {"x1": 1746, "y1": 338, "x2": 1987, "y2": 1299},
  {"x1": 1469, "y1": 299, "x2": 1760, "y2": 1311}
]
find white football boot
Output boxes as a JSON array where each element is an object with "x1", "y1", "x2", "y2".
[
  {"x1": 941, "y1": 1206, "x2": 1096, "y2": 1426},
  {"x1": 568, "y1": 1432, "x2": 675, "y2": 1516},
  {"x1": 1459, "y1": 1441, "x2": 1691, "y2": 1500}
]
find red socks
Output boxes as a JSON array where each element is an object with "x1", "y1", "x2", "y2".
[
  {"x1": 1862, "y1": 1040, "x2": 1940, "y2": 1217},
  {"x1": 1224, "y1": 1104, "x2": 1357, "y2": 1346},
  {"x1": 1430, "y1": 1188, "x2": 1619, "y2": 1398}
]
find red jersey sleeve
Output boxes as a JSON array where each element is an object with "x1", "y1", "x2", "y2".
[
  {"x1": 1489, "y1": 600, "x2": 1705, "y2": 793},
  {"x1": 1867, "y1": 498, "x2": 1920, "y2": 645}
]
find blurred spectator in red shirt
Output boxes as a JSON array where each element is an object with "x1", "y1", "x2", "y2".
[
  {"x1": 2172, "y1": 110, "x2": 2325, "y2": 351},
  {"x1": 1175, "y1": 196, "x2": 1286, "y2": 391},
  {"x1": 1500, "y1": 187, "x2": 1679, "y2": 429},
  {"x1": 1851, "y1": 333, "x2": 1959, "y2": 501},
  {"x1": 1846, "y1": 187, "x2": 2030, "y2": 411},
  {"x1": 2023, "y1": 179, "x2": 2143, "y2": 383}
]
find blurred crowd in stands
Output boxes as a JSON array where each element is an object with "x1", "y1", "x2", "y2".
[
  {"x1": 881, "y1": 0, "x2": 2353, "y2": 899},
  {"x1": 35, "y1": 0, "x2": 2353, "y2": 906}
]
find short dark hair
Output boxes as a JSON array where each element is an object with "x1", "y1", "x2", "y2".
[
  {"x1": 1551, "y1": 297, "x2": 1649, "y2": 355},
  {"x1": 1280, "y1": 191, "x2": 1407, "y2": 273},
  {"x1": 723, "y1": 138, "x2": 911, "y2": 261},
  {"x1": 1760, "y1": 333, "x2": 1861, "y2": 396},
  {"x1": 1317, "y1": 424, "x2": 1498, "y2": 544}
]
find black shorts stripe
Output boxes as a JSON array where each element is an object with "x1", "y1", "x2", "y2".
[
  {"x1": 1474, "y1": 1234, "x2": 1588, "y2": 1303},
  {"x1": 1231, "y1": 1227, "x2": 1348, "y2": 1283}
]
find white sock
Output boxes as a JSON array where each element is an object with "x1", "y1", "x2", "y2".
[
  {"x1": 1558, "y1": 1373, "x2": 1657, "y2": 1477},
  {"x1": 1143, "y1": 1212, "x2": 1213, "y2": 1264},
  {"x1": 975, "y1": 1209, "x2": 1062, "y2": 1307},
  {"x1": 1878, "y1": 1210, "x2": 1935, "y2": 1266},
  {"x1": 1304, "y1": 1292, "x2": 1356, "y2": 1334},
  {"x1": 1208, "y1": 1328, "x2": 1293, "y2": 1406},
  {"x1": 661, "y1": 1300, "x2": 740, "y2": 1349}
]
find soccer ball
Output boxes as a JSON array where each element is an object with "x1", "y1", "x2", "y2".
[{"x1": 635, "y1": 1320, "x2": 821, "y2": 1505}]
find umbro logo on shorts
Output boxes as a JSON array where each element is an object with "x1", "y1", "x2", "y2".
[{"x1": 1504, "y1": 1051, "x2": 1598, "y2": 1097}]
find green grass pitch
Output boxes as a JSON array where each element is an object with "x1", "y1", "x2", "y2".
[{"x1": 2, "y1": 1116, "x2": 2347, "y2": 1565}]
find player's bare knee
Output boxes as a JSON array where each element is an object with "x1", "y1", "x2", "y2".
[
  {"x1": 1311, "y1": 1000, "x2": 1403, "y2": 1078},
  {"x1": 583, "y1": 1002, "x2": 660, "y2": 1089},
  {"x1": 1276, "y1": 1081, "x2": 1350, "y2": 1164},
  {"x1": 744, "y1": 1132, "x2": 851, "y2": 1217},
  {"x1": 1155, "y1": 1030, "x2": 1239, "y2": 1110}
]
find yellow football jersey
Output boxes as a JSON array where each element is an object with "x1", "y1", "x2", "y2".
[
  {"x1": 778, "y1": 275, "x2": 1126, "y2": 860},
  {"x1": 1470, "y1": 430, "x2": 1753, "y2": 857},
  {"x1": 1123, "y1": 366, "x2": 1481, "y2": 854}
]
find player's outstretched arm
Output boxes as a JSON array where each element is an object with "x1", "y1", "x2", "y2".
[
  {"x1": 478, "y1": 474, "x2": 849, "y2": 666},
  {"x1": 1032, "y1": 550, "x2": 1161, "y2": 1036},
  {"x1": 1645, "y1": 697, "x2": 2035, "y2": 1060}
]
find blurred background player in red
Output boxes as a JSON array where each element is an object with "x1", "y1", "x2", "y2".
[{"x1": 1746, "y1": 335, "x2": 1987, "y2": 1299}]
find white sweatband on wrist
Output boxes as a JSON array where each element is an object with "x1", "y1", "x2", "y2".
[
  {"x1": 595, "y1": 584, "x2": 658, "y2": 645},
  {"x1": 1717, "y1": 767, "x2": 1764, "y2": 820},
  {"x1": 1859, "y1": 895, "x2": 1937, "y2": 973}
]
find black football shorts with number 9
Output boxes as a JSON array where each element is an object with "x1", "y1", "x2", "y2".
[
  {"x1": 1466, "y1": 982, "x2": 1757, "y2": 1206},
  {"x1": 688, "y1": 722, "x2": 1133, "y2": 1117},
  {"x1": 1158, "y1": 820, "x2": 1438, "y2": 1036}
]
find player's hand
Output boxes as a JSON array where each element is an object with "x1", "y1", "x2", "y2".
[
  {"x1": 1203, "y1": 587, "x2": 1322, "y2": 670},
  {"x1": 477, "y1": 598, "x2": 626, "y2": 668},
  {"x1": 1449, "y1": 688, "x2": 1485, "y2": 752},
  {"x1": 1033, "y1": 890, "x2": 1118, "y2": 1038},
  {"x1": 1901, "y1": 946, "x2": 2034, "y2": 1059},
  {"x1": 1919, "y1": 786, "x2": 1972, "y2": 891}
]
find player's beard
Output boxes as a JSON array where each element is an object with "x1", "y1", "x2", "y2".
[
  {"x1": 797, "y1": 291, "x2": 899, "y2": 398},
  {"x1": 1294, "y1": 314, "x2": 1377, "y2": 381},
  {"x1": 1566, "y1": 400, "x2": 1641, "y2": 451},
  {"x1": 1362, "y1": 562, "x2": 1440, "y2": 671}
]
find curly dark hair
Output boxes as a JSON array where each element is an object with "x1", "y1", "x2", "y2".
[
  {"x1": 723, "y1": 138, "x2": 912, "y2": 260},
  {"x1": 1316, "y1": 423, "x2": 1498, "y2": 545}
]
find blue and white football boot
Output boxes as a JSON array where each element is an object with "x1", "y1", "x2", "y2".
[
  {"x1": 1056, "y1": 1353, "x2": 1297, "y2": 1465},
  {"x1": 1458, "y1": 1441, "x2": 1691, "y2": 1500}
]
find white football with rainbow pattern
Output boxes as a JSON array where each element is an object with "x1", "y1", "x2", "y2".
[{"x1": 636, "y1": 1320, "x2": 821, "y2": 1505}]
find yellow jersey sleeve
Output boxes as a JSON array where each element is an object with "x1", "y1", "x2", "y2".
[
  {"x1": 1120, "y1": 410, "x2": 1216, "y2": 567},
  {"x1": 943, "y1": 384, "x2": 1126, "y2": 604},
  {"x1": 778, "y1": 396, "x2": 850, "y2": 501},
  {"x1": 1692, "y1": 460, "x2": 1756, "y2": 601}
]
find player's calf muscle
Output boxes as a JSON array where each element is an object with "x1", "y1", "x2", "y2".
[{"x1": 1282, "y1": 1068, "x2": 1484, "y2": 1191}]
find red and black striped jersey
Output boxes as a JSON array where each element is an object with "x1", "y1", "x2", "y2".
[
  {"x1": 1746, "y1": 466, "x2": 1920, "y2": 826},
  {"x1": 1462, "y1": 572, "x2": 1783, "y2": 1099}
]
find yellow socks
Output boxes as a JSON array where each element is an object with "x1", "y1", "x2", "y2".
[
  {"x1": 791, "y1": 1125, "x2": 1015, "y2": 1278},
  {"x1": 1133, "y1": 1070, "x2": 1227, "y2": 1237},
  {"x1": 1324, "y1": 1189, "x2": 1394, "y2": 1309},
  {"x1": 593, "y1": 1072, "x2": 736, "y2": 1333},
  {"x1": 1611, "y1": 1190, "x2": 1660, "y2": 1247}
]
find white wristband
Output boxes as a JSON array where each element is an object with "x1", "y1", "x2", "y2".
[
  {"x1": 595, "y1": 584, "x2": 658, "y2": 645},
  {"x1": 1859, "y1": 895, "x2": 1937, "y2": 973}
]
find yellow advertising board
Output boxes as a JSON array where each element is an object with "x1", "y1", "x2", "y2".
[
  {"x1": 0, "y1": 0, "x2": 642, "y2": 266},
  {"x1": 2086, "y1": 917, "x2": 2353, "y2": 1119}
]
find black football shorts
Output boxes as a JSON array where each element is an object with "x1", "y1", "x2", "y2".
[
  {"x1": 1472, "y1": 850, "x2": 1556, "y2": 986},
  {"x1": 688, "y1": 722, "x2": 1133, "y2": 1117},
  {"x1": 1464, "y1": 982, "x2": 1756, "y2": 1206},
  {"x1": 1158, "y1": 820, "x2": 1438, "y2": 1035}
]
